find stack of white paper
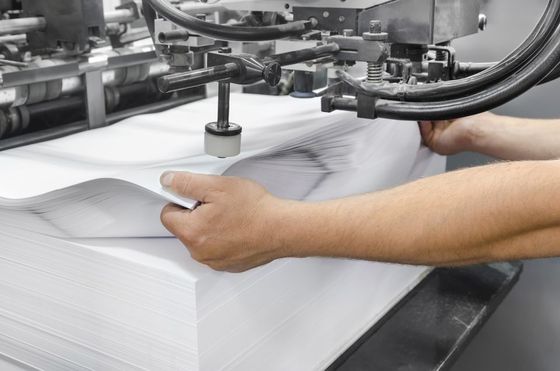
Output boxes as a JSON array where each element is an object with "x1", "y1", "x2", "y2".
[{"x1": 0, "y1": 94, "x2": 445, "y2": 370}]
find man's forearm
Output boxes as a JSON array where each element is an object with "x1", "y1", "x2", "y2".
[
  {"x1": 280, "y1": 160, "x2": 560, "y2": 266},
  {"x1": 469, "y1": 115, "x2": 560, "y2": 160}
]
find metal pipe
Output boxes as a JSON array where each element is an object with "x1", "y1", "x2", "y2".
[
  {"x1": 158, "y1": 62, "x2": 239, "y2": 93},
  {"x1": 0, "y1": 8, "x2": 137, "y2": 37},
  {"x1": 0, "y1": 59, "x2": 28, "y2": 68},
  {"x1": 0, "y1": 34, "x2": 26, "y2": 43},
  {"x1": 178, "y1": 3, "x2": 227, "y2": 14},
  {"x1": 104, "y1": 9, "x2": 137, "y2": 24},
  {"x1": 0, "y1": 17, "x2": 46, "y2": 36}
]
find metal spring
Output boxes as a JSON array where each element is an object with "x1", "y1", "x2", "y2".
[{"x1": 367, "y1": 63, "x2": 383, "y2": 84}]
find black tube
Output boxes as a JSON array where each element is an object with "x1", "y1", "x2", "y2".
[
  {"x1": 158, "y1": 29, "x2": 190, "y2": 43},
  {"x1": 348, "y1": 0, "x2": 560, "y2": 102},
  {"x1": 145, "y1": 0, "x2": 312, "y2": 41},
  {"x1": 456, "y1": 62, "x2": 497, "y2": 75},
  {"x1": 538, "y1": 60, "x2": 560, "y2": 84},
  {"x1": 374, "y1": 18, "x2": 560, "y2": 121},
  {"x1": 26, "y1": 96, "x2": 84, "y2": 117}
]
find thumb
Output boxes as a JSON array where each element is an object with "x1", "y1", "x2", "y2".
[{"x1": 160, "y1": 171, "x2": 224, "y2": 202}]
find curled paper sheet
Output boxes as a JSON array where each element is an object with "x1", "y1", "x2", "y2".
[{"x1": 0, "y1": 94, "x2": 443, "y2": 238}]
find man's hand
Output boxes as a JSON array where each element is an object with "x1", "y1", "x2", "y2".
[
  {"x1": 419, "y1": 112, "x2": 495, "y2": 155},
  {"x1": 420, "y1": 112, "x2": 560, "y2": 160},
  {"x1": 160, "y1": 171, "x2": 295, "y2": 273}
]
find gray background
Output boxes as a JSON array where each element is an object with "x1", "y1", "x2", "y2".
[{"x1": 449, "y1": 0, "x2": 560, "y2": 370}]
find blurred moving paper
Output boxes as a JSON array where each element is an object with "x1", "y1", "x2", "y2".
[{"x1": 0, "y1": 93, "x2": 439, "y2": 238}]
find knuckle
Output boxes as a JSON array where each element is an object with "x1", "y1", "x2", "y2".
[
  {"x1": 175, "y1": 173, "x2": 194, "y2": 195},
  {"x1": 188, "y1": 248, "x2": 206, "y2": 263},
  {"x1": 189, "y1": 234, "x2": 208, "y2": 250}
]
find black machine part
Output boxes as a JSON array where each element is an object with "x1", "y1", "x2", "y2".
[
  {"x1": 144, "y1": 0, "x2": 560, "y2": 122},
  {"x1": 157, "y1": 43, "x2": 340, "y2": 93},
  {"x1": 371, "y1": 0, "x2": 560, "y2": 120},
  {"x1": 338, "y1": 0, "x2": 560, "y2": 103}
]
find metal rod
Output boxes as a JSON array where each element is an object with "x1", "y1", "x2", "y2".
[
  {"x1": 217, "y1": 81, "x2": 230, "y2": 128},
  {"x1": 0, "y1": 34, "x2": 26, "y2": 43},
  {"x1": 0, "y1": 9, "x2": 137, "y2": 37},
  {"x1": 331, "y1": 97, "x2": 358, "y2": 112},
  {"x1": 270, "y1": 43, "x2": 340, "y2": 67},
  {"x1": 0, "y1": 17, "x2": 46, "y2": 36},
  {"x1": 0, "y1": 59, "x2": 28, "y2": 68},
  {"x1": 158, "y1": 62, "x2": 239, "y2": 93},
  {"x1": 178, "y1": 3, "x2": 227, "y2": 14},
  {"x1": 104, "y1": 9, "x2": 137, "y2": 24}
]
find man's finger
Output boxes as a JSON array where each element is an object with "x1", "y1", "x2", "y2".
[
  {"x1": 160, "y1": 171, "x2": 225, "y2": 202},
  {"x1": 161, "y1": 203, "x2": 191, "y2": 236},
  {"x1": 418, "y1": 121, "x2": 433, "y2": 145}
]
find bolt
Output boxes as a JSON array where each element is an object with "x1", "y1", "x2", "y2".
[
  {"x1": 369, "y1": 20, "x2": 382, "y2": 33},
  {"x1": 366, "y1": 20, "x2": 385, "y2": 84}
]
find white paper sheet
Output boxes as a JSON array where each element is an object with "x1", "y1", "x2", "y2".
[
  {"x1": 0, "y1": 93, "x2": 446, "y2": 371},
  {"x1": 0, "y1": 94, "x2": 424, "y2": 238}
]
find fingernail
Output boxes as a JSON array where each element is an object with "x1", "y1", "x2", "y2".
[{"x1": 161, "y1": 171, "x2": 175, "y2": 187}]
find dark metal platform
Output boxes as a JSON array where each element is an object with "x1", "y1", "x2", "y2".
[{"x1": 330, "y1": 262, "x2": 522, "y2": 371}]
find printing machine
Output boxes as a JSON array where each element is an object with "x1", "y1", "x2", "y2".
[
  {"x1": 0, "y1": 0, "x2": 558, "y2": 158},
  {"x1": 0, "y1": 0, "x2": 540, "y2": 368}
]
